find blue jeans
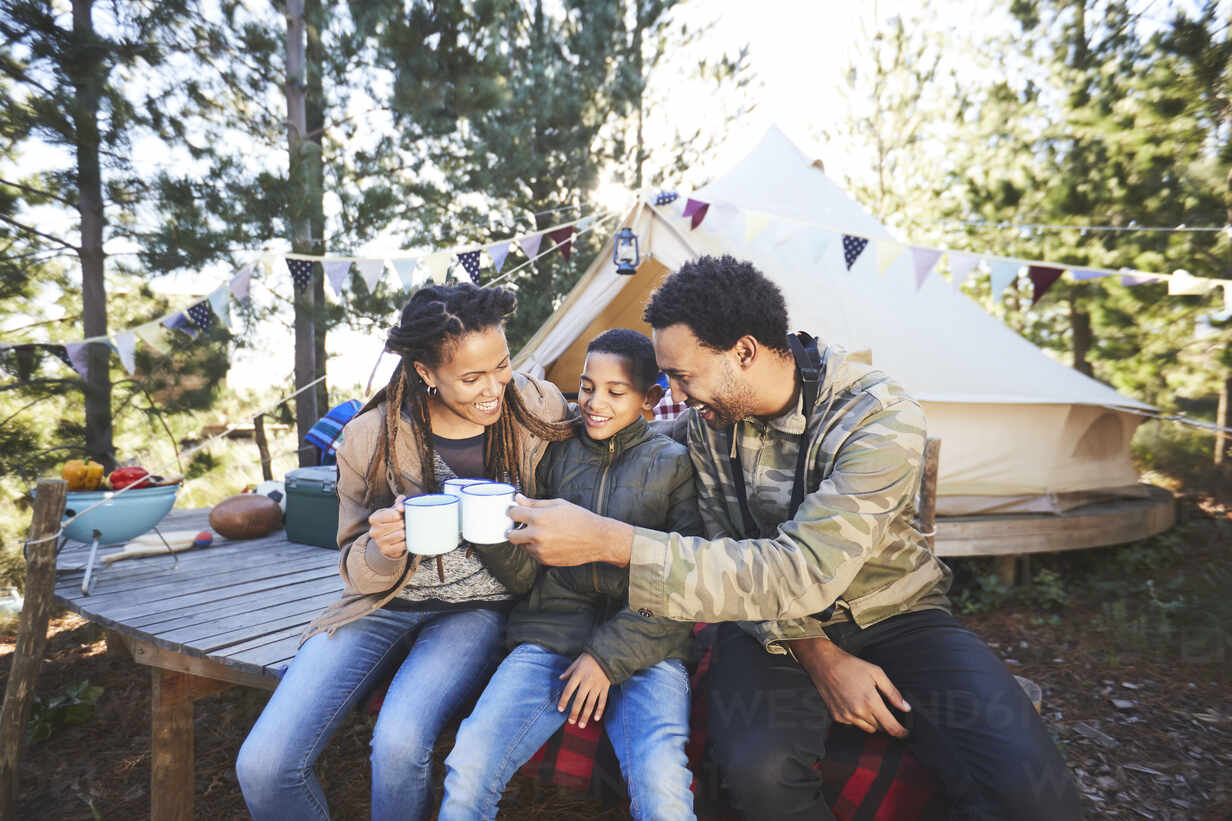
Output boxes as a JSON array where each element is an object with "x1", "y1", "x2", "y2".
[
  {"x1": 236, "y1": 606, "x2": 505, "y2": 821},
  {"x1": 440, "y1": 643, "x2": 696, "y2": 821}
]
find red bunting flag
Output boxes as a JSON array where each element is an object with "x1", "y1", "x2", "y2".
[
  {"x1": 546, "y1": 226, "x2": 574, "y2": 262},
  {"x1": 1028, "y1": 265, "x2": 1064, "y2": 305},
  {"x1": 681, "y1": 198, "x2": 710, "y2": 230}
]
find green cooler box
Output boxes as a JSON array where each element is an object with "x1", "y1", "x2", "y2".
[{"x1": 285, "y1": 465, "x2": 340, "y2": 548}]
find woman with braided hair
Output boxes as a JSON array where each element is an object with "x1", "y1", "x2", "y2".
[{"x1": 237, "y1": 283, "x2": 573, "y2": 821}]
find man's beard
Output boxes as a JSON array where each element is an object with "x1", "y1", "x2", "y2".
[{"x1": 693, "y1": 360, "x2": 757, "y2": 429}]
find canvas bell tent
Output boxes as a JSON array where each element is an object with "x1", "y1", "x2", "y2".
[{"x1": 514, "y1": 126, "x2": 1174, "y2": 556}]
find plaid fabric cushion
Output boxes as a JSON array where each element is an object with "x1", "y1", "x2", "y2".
[
  {"x1": 652, "y1": 387, "x2": 689, "y2": 422},
  {"x1": 519, "y1": 625, "x2": 949, "y2": 820}
]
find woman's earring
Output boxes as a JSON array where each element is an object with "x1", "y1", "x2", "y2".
[{"x1": 427, "y1": 385, "x2": 438, "y2": 398}]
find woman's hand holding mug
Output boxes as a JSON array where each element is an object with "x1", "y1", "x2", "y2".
[{"x1": 368, "y1": 495, "x2": 408, "y2": 558}]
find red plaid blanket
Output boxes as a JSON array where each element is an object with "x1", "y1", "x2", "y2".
[
  {"x1": 517, "y1": 625, "x2": 948, "y2": 820},
  {"x1": 367, "y1": 626, "x2": 947, "y2": 819}
]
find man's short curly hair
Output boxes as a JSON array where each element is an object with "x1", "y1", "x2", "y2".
[{"x1": 643, "y1": 255, "x2": 790, "y2": 353}]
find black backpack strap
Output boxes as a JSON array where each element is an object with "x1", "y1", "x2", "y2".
[
  {"x1": 726, "y1": 332, "x2": 824, "y2": 535},
  {"x1": 786, "y1": 332, "x2": 821, "y2": 517}
]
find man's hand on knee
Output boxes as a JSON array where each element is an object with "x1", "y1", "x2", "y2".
[{"x1": 790, "y1": 636, "x2": 911, "y2": 738}]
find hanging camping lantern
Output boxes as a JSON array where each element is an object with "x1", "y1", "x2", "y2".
[{"x1": 613, "y1": 227, "x2": 640, "y2": 276}]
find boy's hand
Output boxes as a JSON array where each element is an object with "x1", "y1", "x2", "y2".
[{"x1": 557, "y1": 652, "x2": 611, "y2": 728}]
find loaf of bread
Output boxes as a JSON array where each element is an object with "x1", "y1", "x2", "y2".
[{"x1": 209, "y1": 494, "x2": 284, "y2": 540}]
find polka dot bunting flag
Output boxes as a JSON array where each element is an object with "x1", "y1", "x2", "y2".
[
  {"x1": 285, "y1": 257, "x2": 314, "y2": 292},
  {"x1": 842, "y1": 235, "x2": 869, "y2": 270},
  {"x1": 187, "y1": 300, "x2": 215, "y2": 330},
  {"x1": 458, "y1": 250, "x2": 482, "y2": 283},
  {"x1": 654, "y1": 191, "x2": 679, "y2": 206}
]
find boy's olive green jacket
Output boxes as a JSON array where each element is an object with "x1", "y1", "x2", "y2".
[{"x1": 473, "y1": 416, "x2": 703, "y2": 685}]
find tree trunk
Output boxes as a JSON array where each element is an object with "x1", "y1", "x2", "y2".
[
  {"x1": 1216, "y1": 373, "x2": 1230, "y2": 468},
  {"x1": 307, "y1": 0, "x2": 329, "y2": 418},
  {"x1": 1069, "y1": 286, "x2": 1094, "y2": 377},
  {"x1": 632, "y1": 0, "x2": 644, "y2": 192},
  {"x1": 72, "y1": 0, "x2": 114, "y2": 472},
  {"x1": 285, "y1": 0, "x2": 319, "y2": 467}
]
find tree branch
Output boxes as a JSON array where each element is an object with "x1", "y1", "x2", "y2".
[
  {"x1": 0, "y1": 177, "x2": 75, "y2": 207},
  {"x1": 0, "y1": 214, "x2": 79, "y2": 252}
]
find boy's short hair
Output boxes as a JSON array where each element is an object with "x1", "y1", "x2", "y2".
[
  {"x1": 586, "y1": 329, "x2": 659, "y2": 392},
  {"x1": 643, "y1": 254, "x2": 790, "y2": 353}
]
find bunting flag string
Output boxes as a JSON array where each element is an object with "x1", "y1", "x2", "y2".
[{"x1": 653, "y1": 193, "x2": 1228, "y2": 310}]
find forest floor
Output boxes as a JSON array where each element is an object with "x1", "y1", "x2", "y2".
[{"x1": 1, "y1": 496, "x2": 1229, "y2": 820}]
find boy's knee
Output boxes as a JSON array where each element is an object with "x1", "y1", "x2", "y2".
[{"x1": 370, "y1": 722, "x2": 432, "y2": 773}]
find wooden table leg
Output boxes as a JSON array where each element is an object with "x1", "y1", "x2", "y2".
[{"x1": 151, "y1": 669, "x2": 194, "y2": 821}]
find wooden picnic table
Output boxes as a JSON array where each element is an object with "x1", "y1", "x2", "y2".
[{"x1": 52, "y1": 507, "x2": 341, "y2": 821}]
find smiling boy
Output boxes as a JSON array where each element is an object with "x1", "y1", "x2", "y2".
[{"x1": 439, "y1": 329, "x2": 702, "y2": 821}]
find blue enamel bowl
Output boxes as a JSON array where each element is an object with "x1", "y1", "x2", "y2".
[{"x1": 60, "y1": 484, "x2": 178, "y2": 545}]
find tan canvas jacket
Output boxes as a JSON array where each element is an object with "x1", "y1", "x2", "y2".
[{"x1": 301, "y1": 372, "x2": 569, "y2": 642}]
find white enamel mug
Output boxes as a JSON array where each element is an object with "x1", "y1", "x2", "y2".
[
  {"x1": 443, "y1": 478, "x2": 488, "y2": 528},
  {"x1": 460, "y1": 481, "x2": 517, "y2": 544},
  {"x1": 404, "y1": 493, "x2": 460, "y2": 556}
]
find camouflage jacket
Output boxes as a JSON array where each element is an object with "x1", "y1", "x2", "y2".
[{"x1": 629, "y1": 342, "x2": 952, "y2": 655}]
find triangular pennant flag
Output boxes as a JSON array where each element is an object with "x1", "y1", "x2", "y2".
[
  {"x1": 65, "y1": 342, "x2": 90, "y2": 377},
  {"x1": 187, "y1": 300, "x2": 215, "y2": 330},
  {"x1": 134, "y1": 321, "x2": 170, "y2": 354},
  {"x1": 519, "y1": 233, "x2": 543, "y2": 260},
  {"x1": 546, "y1": 226, "x2": 574, "y2": 261},
  {"x1": 744, "y1": 211, "x2": 772, "y2": 244},
  {"x1": 487, "y1": 241, "x2": 511, "y2": 273},
  {"x1": 841, "y1": 235, "x2": 869, "y2": 270},
  {"x1": 49, "y1": 344, "x2": 74, "y2": 372},
  {"x1": 162, "y1": 312, "x2": 200, "y2": 339},
  {"x1": 1121, "y1": 272, "x2": 1161, "y2": 286},
  {"x1": 911, "y1": 247, "x2": 944, "y2": 290},
  {"x1": 988, "y1": 260, "x2": 1021, "y2": 301},
  {"x1": 208, "y1": 285, "x2": 230, "y2": 328},
  {"x1": 949, "y1": 252, "x2": 980, "y2": 291},
  {"x1": 323, "y1": 260, "x2": 352, "y2": 294},
  {"x1": 876, "y1": 240, "x2": 906, "y2": 275},
  {"x1": 229, "y1": 267, "x2": 253, "y2": 301},
  {"x1": 458, "y1": 250, "x2": 483, "y2": 283},
  {"x1": 681, "y1": 198, "x2": 709, "y2": 230},
  {"x1": 285, "y1": 257, "x2": 314, "y2": 292},
  {"x1": 424, "y1": 252, "x2": 451, "y2": 283},
  {"x1": 112, "y1": 331, "x2": 136, "y2": 375},
  {"x1": 356, "y1": 259, "x2": 386, "y2": 291},
  {"x1": 1069, "y1": 268, "x2": 1111, "y2": 281},
  {"x1": 653, "y1": 190, "x2": 678, "y2": 206},
  {"x1": 392, "y1": 259, "x2": 418, "y2": 289},
  {"x1": 1167, "y1": 269, "x2": 1219, "y2": 296},
  {"x1": 1028, "y1": 265, "x2": 1064, "y2": 305}
]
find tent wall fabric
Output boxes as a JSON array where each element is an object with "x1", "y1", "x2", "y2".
[{"x1": 514, "y1": 127, "x2": 1154, "y2": 516}]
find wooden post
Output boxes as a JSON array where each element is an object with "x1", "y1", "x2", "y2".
[
  {"x1": 0, "y1": 478, "x2": 67, "y2": 817},
  {"x1": 995, "y1": 555, "x2": 1017, "y2": 588},
  {"x1": 253, "y1": 414, "x2": 273, "y2": 481},
  {"x1": 151, "y1": 669, "x2": 194, "y2": 821}
]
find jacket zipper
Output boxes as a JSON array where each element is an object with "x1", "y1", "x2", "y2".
[{"x1": 592, "y1": 438, "x2": 616, "y2": 591}]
